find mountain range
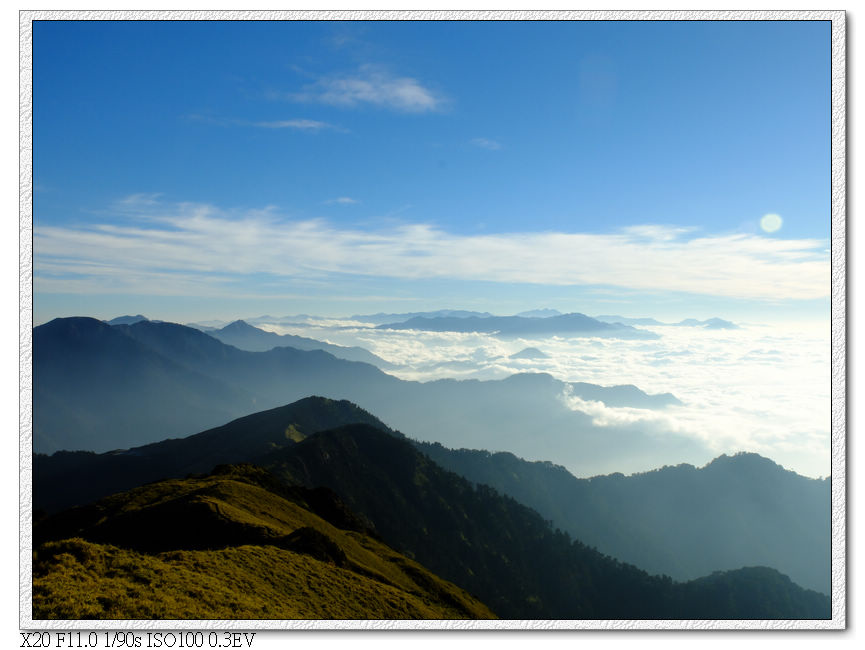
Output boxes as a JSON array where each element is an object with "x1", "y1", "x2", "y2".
[
  {"x1": 33, "y1": 317, "x2": 689, "y2": 475},
  {"x1": 31, "y1": 314, "x2": 831, "y2": 619},
  {"x1": 416, "y1": 442, "x2": 829, "y2": 594},
  {"x1": 206, "y1": 319, "x2": 394, "y2": 369},
  {"x1": 34, "y1": 395, "x2": 830, "y2": 607},
  {"x1": 350, "y1": 309, "x2": 495, "y2": 325},
  {"x1": 105, "y1": 314, "x2": 149, "y2": 326},
  {"x1": 176, "y1": 308, "x2": 736, "y2": 331},
  {"x1": 595, "y1": 315, "x2": 738, "y2": 329},
  {"x1": 34, "y1": 397, "x2": 830, "y2": 620},
  {"x1": 376, "y1": 312, "x2": 659, "y2": 339}
]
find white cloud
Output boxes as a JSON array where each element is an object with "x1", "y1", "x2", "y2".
[
  {"x1": 116, "y1": 193, "x2": 163, "y2": 207},
  {"x1": 288, "y1": 65, "x2": 445, "y2": 113},
  {"x1": 621, "y1": 224, "x2": 695, "y2": 241},
  {"x1": 560, "y1": 392, "x2": 671, "y2": 428},
  {"x1": 271, "y1": 320, "x2": 829, "y2": 477},
  {"x1": 470, "y1": 138, "x2": 502, "y2": 150},
  {"x1": 35, "y1": 199, "x2": 829, "y2": 302},
  {"x1": 255, "y1": 319, "x2": 830, "y2": 478},
  {"x1": 325, "y1": 197, "x2": 360, "y2": 205},
  {"x1": 252, "y1": 119, "x2": 337, "y2": 131},
  {"x1": 187, "y1": 113, "x2": 341, "y2": 132}
]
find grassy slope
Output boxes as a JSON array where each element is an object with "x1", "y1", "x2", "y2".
[
  {"x1": 34, "y1": 540, "x2": 489, "y2": 619},
  {"x1": 33, "y1": 466, "x2": 495, "y2": 620}
]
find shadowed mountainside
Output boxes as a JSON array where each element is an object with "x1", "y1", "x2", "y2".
[
  {"x1": 34, "y1": 397, "x2": 394, "y2": 513},
  {"x1": 33, "y1": 317, "x2": 252, "y2": 453},
  {"x1": 208, "y1": 320, "x2": 395, "y2": 369},
  {"x1": 261, "y1": 424, "x2": 828, "y2": 619},
  {"x1": 35, "y1": 400, "x2": 830, "y2": 620},
  {"x1": 415, "y1": 442, "x2": 830, "y2": 594},
  {"x1": 33, "y1": 317, "x2": 687, "y2": 474}
]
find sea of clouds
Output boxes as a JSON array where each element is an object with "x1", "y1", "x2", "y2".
[{"x1": 259, "y1": 319, "x2": 830, "y2": 479}]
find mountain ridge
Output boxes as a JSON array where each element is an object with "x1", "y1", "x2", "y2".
[
  {"x1": 376, "y1": 312, "x2": 660, "y2": 339},
  {"x1": 34, "y1": 463, "x2": 496, "y2": 620},
  {"x1": 34, "y1": 396, "x2": 392, "y2": 513},
  {"x1": 416, "y1": 442, "x2": 830, "y2": 594},
  {"x1": 34, "y1": 317, "x2": 689, "y2": 475},
  {"x1": 35, "y1": 397, "x2": 830, "y2": 610},
  {"x1": 36, "y1": 415, "x2": 829, "y2": 619},
  {"x1": 208, "y1": 320, "x2": 395, "y2": 369},
  {"x1": 243, "y1": 422, "x2": 831, "y2": 619},
  {"x1": 595, "y1": 315, "x2": 738, "y2": 329}
]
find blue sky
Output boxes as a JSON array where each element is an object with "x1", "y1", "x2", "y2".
[{"x1": 32, "y1": 19, "x2": 832, "y2": 324}]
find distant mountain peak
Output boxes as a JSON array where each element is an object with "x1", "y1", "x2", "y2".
[
  {"x1": 349, "y1": 309, "x2": 495, "y2": 325},
  {"x1": 509, "y1": 347, "x2": 549, "y2": 359},
  {"x1": 106, "y1": 314, "x2": 149, "y2": 326},
  {"x1": 221, "y1": 319, "x2": 258, "y2": 332},
  {"x1": 376, "y1": 312, "x2": 658, "y2": 339},
  {"x1": 701, "y1": 317, "x2": 739, "y2": 330},
  {"x1": 515, "y1": 309, "x2": 562, "y2": 319},
  {"x1": 704, "y1": 451, "x2": 783, "y2": 471},
  {"x1": 595, "y1": 314, "x2": 738, "y2": 329}
]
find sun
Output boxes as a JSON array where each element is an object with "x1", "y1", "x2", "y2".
[{"x1": 760, "y1": 213, "x2": 783, "y2": 233}]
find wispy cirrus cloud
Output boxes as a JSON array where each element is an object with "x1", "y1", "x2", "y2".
[
  {"x1": 187, "y1": 114, "x2": 341, "y2": 132},
  {"x1": 35, "y1": 197, "x2": 829, "y2": 302},
  {"x1": 115, "y1": 193, "x2": 163, "y2": 208},
  {"x1": 470, "y1": 138, "x2": 502, "y2": 151},
  {"x1": 324, "y1": 197, "x2": 360, "y2": 205},
  {"x1": 286, "y1": 64, "x2": 446, "y2": 113},
  {"x1": 252, "y1": 118, "x2": 337, "y2": 131}
]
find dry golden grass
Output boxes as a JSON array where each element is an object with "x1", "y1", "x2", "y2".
[{"x1": 33, "y1": 469, "x2": 496, "y2": 620}]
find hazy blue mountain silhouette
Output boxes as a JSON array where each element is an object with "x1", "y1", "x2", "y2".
[
  {"x1": 350, "y1": 309, "x2": 495, "y2": 325},
  {"x1": 33, "y1": 318, "x2": 252, "y2": 453},
  {"x1": 208, "y1": 320, "x2": 394, "y2": 368},
  {"x1": 265, "y1": 423, "x2": 828, "y2": 619},
  {"x1": 596, "y1": 315, "x2": 738, "y2": 329},
  {"x1": 568, "y1": 382, "x2": 682, "y2": 408},
  {"x1": 416, "y1": 443, "x2": 829, "y2": 595},
  {"x1": 515, "y1": 309, "x2": 563, "y2": 318},
  {"x1": 34, "y1": 317, "x2": 688, "y2": 473},
  {"x1": 105, "y1": 314, "x2": 149, "y2": 326},
  {"x1": 509, "y1": 347, "x2": 549, "y2": 359},
  {"x1": 695, "y1": 317, "x2": 739, "y2": 330},
  {"x1": 377, "y1": 313, "x2": 659, "y2": 339},
  {"x1": 595, "y1": 315, "x2": 667, "y2": 326}
]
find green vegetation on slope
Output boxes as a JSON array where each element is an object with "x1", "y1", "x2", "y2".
[
  {"x1": 264, "y1": 424, "x2": 830, "y2": 620},
  {"x1": 33, "y1": 465, "x2": 495, "y2": 620},
  {"x1": 416, "y1": 442, "x2": 830, "y2": 594},
  {"x1": 34, "y1": 397, "x2": 831, "y2": 620},
  {"x1": 34, "y1": 540, "x2": 492, "y2": 620}
]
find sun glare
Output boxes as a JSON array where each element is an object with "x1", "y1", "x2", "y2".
[{"x1": 760, "y1": 213, "x2": 783, "y2": 233}]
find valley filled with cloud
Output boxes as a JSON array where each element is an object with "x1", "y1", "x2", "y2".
[{"x1": 250, "y1": 318, "x2": 830, "y2": 479}]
